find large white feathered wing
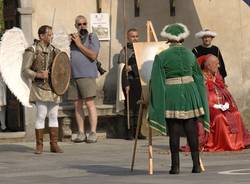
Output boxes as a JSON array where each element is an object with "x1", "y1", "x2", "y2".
[{"x1": 0, "y1": 27, "x2": 32, "y2": 107}]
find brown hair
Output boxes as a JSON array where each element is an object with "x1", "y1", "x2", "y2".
[
  {"x1": 38, "y1": 25, "x2": 52, "y2": 39},
  {"x1": 127, "y1": 28, "x2": 138, "y2": 34}
]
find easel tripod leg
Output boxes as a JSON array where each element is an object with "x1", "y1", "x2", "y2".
[
  {"x1": 130, "y1": 103, "x2": 143, "y2": 171},
  {"x1": 148, "y1": 127, "x2": 153, "y2": 175}
]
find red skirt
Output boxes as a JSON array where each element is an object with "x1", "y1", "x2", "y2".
[{"x1": 180, "y1": 111, "x2": 250, "y2": 152}]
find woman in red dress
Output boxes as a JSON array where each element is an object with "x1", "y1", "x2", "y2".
[{"x1": 181, "y1": 54, "x2": 250, "y2": 152}]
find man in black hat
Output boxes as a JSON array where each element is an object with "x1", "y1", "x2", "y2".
[{"x1": 193, "y1": 29, "x2": 227, "y2": 80}]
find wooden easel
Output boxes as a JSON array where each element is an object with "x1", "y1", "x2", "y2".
[{"x1": 131, "y1": 20, "x2": 158, "y2": 175}]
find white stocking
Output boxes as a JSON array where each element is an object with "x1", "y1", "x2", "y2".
[
  {"x1": 35, "y1": 101, "x2": 48, "y2": 129},
  {"x1": 47, "y1": 102, "x2": 59, "y2": 128}
]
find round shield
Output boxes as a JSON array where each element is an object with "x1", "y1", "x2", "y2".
[{"x1": 51, "y1": 51, "x2": 71, "y2": 96}]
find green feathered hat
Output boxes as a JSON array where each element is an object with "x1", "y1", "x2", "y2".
[{"x1": 160, "y1": 23, "x2": 190, "y2": 41}]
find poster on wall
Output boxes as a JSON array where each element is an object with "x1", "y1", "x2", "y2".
[{"x1": 90, "y1": 13, "x2": 110, "y2": 41}]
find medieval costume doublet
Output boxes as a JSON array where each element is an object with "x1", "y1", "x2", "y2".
[
  {"x1": 118, "y1": 42, "x2": 145, "y2": 139},
  {"x1": 149, "y1": 43, "x2": 210, "y2": 134},
  {"x1": 22, "y1": 41, "x2": 60, "y2": 103},
  {"x1": 120, "y1": 44, "x2": 142, "y2": 114}
]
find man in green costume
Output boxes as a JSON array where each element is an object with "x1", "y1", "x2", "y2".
[{"x1": 148, "y1": 23, "x2": 210, "y2": 174}]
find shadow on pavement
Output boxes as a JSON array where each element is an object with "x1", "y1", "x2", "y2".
[
  {"x1": 0, "y1": 144, "x2": 33, "y2": 153},
  {"x1": 70, "y1": 164, "x2": 167, "y2": 176}
]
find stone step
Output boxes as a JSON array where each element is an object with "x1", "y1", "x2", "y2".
[
  {"x1": 0, "y1": 132, "x2": 26, "y2": 143},
  {"x1": 0, "y1": 104, "x2": 123, "y2": 143},
  {"x1": 58, "y1": 104, "x2": 116, "y2": 117}
]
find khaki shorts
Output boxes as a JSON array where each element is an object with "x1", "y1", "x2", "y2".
[{"x1": 67, "y1": 78, "x2": 97, "y2": 100}]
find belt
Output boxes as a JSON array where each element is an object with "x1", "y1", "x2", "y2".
[{"x1": 165, "y1": 76, "x2": 194, "y2": 85}]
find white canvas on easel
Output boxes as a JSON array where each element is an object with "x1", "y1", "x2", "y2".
[{"x1": 133, "y1": 41, "x2": 169, "y2": 101}]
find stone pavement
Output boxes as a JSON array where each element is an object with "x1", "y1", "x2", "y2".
[{"x1": 0, "y1": 136, "x2": 250, "y2": 184}]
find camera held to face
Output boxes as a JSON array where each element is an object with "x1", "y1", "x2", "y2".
[
  {"x1": 96, "y1": 61, "x2": 106, "y2": 75},
  {"x1": 70, "y1": 29, "x2": 106, "y2": 75}
]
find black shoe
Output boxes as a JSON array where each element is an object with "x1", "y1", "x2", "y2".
[
  {"x1": 137, "y1": 133, "x2": 146, "y2": 140},
  {"x1": 191, "y1": 151, "x2": 201, "y2": 173},
  {"x1": 125, "y1": 136, "x2": 134, "y2": 140},
  {"x1": 169, "y1": 152, "x2": 180, "y2": 174},
  {"x1": 125, "y1": 129, "x2": 134, "y2": 140},
  {"x1": 132, "y1": 126, "x2": 146, "y2": 140},
  {"x1": 192, "y1": 166, "x2": 201, "y2": 173},
  {"x1": 0, "y1": 128, "x2": 7, "y2": 132},
  {"x1": 169, "y1": 167, "x2": 180, "y2": 174},
  {"x1": 245, "y1": 145, "x2": 250, "y2": 149}
]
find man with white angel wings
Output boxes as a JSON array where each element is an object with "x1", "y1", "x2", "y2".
[
  {"x1": 0, "y1": 25, "x2": 70, "y2": 154},
  {"x1": 22, "y1": 25, "x2": 64, "y2": 154}
]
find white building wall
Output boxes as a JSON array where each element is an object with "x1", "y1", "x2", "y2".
[{"x1": 29, "y1": 0, "x2": 250, "y2": 128}]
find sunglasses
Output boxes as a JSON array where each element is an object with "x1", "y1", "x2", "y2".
[{"x1": 77, "y1": 22, "x2": 87, "y2": 26}]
